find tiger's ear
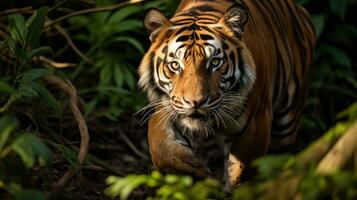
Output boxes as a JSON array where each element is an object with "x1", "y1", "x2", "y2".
[
  {"x1": 144, "y1": 8, "x2": 171, "y2": 41},
  {"x1": 221, "y1": 4, "x2": 248, "y2": 37}
]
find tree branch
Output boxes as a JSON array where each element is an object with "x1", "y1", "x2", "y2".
[
  {"x1": 0, "y1": 7, "x2": 33, "y2": 17},
  {"x1": 53, "y1": 24, "x2": 93, "y2": 64},
  {"x1": 43, "y1": 75, "x2": 90, "y2": 196},
  {"x1": 44, "y1": 0, "x2": 145, "y2": 28},
  {"x1": 316, "y1": 121, "x2": 357, "y2": 173}
]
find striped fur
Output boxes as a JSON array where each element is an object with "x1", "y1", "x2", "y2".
[{"x1": 138, "y1": 0, "x2": 316, "y2": 186}]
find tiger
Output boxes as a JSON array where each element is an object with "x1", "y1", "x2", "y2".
[{"x1": 138, "y1": 0, "x2": 316, "y2": 188}]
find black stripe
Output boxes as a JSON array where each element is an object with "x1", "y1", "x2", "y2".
[
  {"x1": 200, "y1": 34, "x2": 214, "y2": 40},
  {"x1": 176, "y1": 35, "x2": 191, "y2": 42}
]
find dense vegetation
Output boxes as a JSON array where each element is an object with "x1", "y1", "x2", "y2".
[{"x1": 0, "y1": 0, "x2": 356, "y2": 199}]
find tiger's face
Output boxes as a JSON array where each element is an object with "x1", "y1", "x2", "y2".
[{"x1": 139, "y1": 5, "x2": 256, "y2": 134}]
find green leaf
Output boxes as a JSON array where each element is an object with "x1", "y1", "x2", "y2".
[
  {"x1": 0, "y1": 80, "x2": 16, "y2": 94},
  {"x1": 26, "y1": 46, "x2": 52, "y2": 59},
  {"x1": 0, "y1": 115, "x2": 18, "y2": 152},
  {"x1": 321, "y1": 45, "x2": 351, "y2": 68},
  {"x1": 26, "y1": 7, "x2": 48, "y2": 47},
  {"x1": 31, "y1": 82, "x2": 61, "y2": 114},
  {"x1": 11, "y1": 134, "x2": 52, "y2": 168},
  {"x1": 14, "y1": 189, "x2": 47, "y2": 200},
  {"x1": 18, "y1": 80, "x2": 60, "y2": 113},
  {"x1": 100, "y1": 64, "x2": 113, "y2": 86},
  {"x1": 18, "y1": 81, "x2": 38, "y2": 97},
  {"x1": 122, "y1": 66, "x2": 136, "y2": 90},
  {"x1": 116, "y1": 20, "x2": 143, "y2": 32},
  {"x1": 113, "y1": 64, "x2": 124, "y2": 88},
  {"x1": 84, "y1": 99, "x2": 98, "y2": 119},
  {"x1": 3, "y1": 184, "x2": 45, "y2": 200},
  {"x1": 113, "y1": 36, "x2": 144, "y2": 54},
  {"x1": 21, "y1": 68, "x2": 52, "y2": 82},
  {"x1": 8, "y1": 14, "x2": 27, "y2": 46},
  {"x1": 329, "y1": 0, "x2": 347, "y2": 19},
  {"x1": 105, "y1": 175, "x2": 148, "y2": 199},
  {"x1": 311, "y1": 14, "x2": 325, "y2": 39},
  {"x1": 108, "y1": 5, "x2": 142, "y2": 24}
]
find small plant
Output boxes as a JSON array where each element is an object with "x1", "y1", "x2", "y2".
[
  {"x1": 105, "y1": 170, "x2": 223, "y2": 200},
  {"x1": 0, "y1": 115, "x2": 52, "y2": 200}
]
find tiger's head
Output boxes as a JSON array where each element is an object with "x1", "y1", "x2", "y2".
[{"x1": 139, "y1": 4, "x2": 256, "y2": 134}]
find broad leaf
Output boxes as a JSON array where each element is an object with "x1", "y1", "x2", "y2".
[
  {"x1": 113, "y1": 36, "x2": 144, "y2": 54},
  {"x1": 0, "y1": 116, "x2": 18, "y2": 152},
  {"x1": 11, "y1": 134, "x2": 52, "y2": 168},
  {"x1": 8, "y1": 14, "x2": 27, "y2": 46},
  {"x1": 0, "y1": 80, "x2": 16, "y2": 94},
  {"x1": 329, "y1": 0, "x2": 347, "y2": 19},
  {"x1": 311, "y1": 14, "x2": 325, "y2": 39},
  {"x1": 26, "y1": 7, "x2": 48, "y2": 47},
  {"x1": 31, "y1": 82, "x2": 60, "y2": 114},
  {"x1": 21, "y1": 68, "x2": 52, "y2": 82},
  {"x1": 26, "y1": 46, "x2": 52, "y2": 59}
]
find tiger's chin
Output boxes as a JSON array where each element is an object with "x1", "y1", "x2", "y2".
[{"x1": 177, "y1": 112, "x2": 213, "y2": 134}]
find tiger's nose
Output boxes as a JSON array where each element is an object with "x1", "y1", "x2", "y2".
[{"x1": 182, "y1": 96, "x2": 209, "y2": 109}]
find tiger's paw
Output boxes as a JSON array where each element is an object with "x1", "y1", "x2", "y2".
[{"x1": 153, "y1": 142, "x2": 210, "y2": 178}]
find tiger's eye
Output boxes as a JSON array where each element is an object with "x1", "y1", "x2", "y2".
[
  {"x1": 210, "y1": 58, "x2": 221, "y2": 68},
  {"x1": 170, "y1": 61, "x2": 180, "y2": 69}
]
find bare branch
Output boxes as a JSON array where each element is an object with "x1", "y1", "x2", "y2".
[
  {"x1": 48, "y1": 0, "x2": 71, "y2": 13},
  {"x1": 53, "y1": 24, "x2": 93, "y2": 64},
  {"x1": 45, "y1": 0, "x2": 145, "y2": 28},
  {"x1": 119, "y1": 130, "x2": 149, "y2": 160},
  {"x1": 43, "y1": 75, "x2": 90, "y2": 195},
  {"x1": 37, "y1": 56, "x2": 76, "y2": 68},
  {"x1": 0, "y1": 6, "x2": 33, "y2": 17}
]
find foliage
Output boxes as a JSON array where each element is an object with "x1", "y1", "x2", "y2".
[
  {"x1": 0, "y1": 115, "x2": 52, "y2": 200},
  {"x1": 0, "y1": 7, "x2": 59, "y2": 115},
  {"x1": 297, "y1": 0, "x2": 357, "y2": 136},
  {"x1": 68, "y1": 0, "x2": 178, "y2": 120},
  {"x1": 105, "y1": 171, "x2": 223, "y2": 200},
  {"x1": 0, "y1": 7, "x2": 57, "y2": 200}
]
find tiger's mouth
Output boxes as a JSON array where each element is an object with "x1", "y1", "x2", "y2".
[
  {"x1": 178, "y1": 111, "x2": 212, "y2": 132},
  {"x1": 186, "y1": 112, "x2": 207, "y2": 122}
]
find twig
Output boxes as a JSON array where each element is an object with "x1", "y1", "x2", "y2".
[
  {"x1": 43, "y1": 75, "x2": 90, "y2": 195},
  {"x1": 48, "y1": 0, "x2": 71, "y2": 13},
  {"x1": 316, "y1": 121, "x2": 357, "y2": 174},
  {"x1": 119, "y1": 130, "x2": 149, "y2": 160},
  {"x1": 0, "y1": 6, "x2": 33, "y2": 17},
  {"x1": 38, "y1": 56, "x2": 76, "y2": 68},
  {"x1": 53, "y1": 24, "x2": 93, "y2": 64},
  {"x1": 44, "y1": 0, "x2": 145, "y2": 28}
]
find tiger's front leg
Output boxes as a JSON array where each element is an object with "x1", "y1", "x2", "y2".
[
  {"x1": 148, "y1": 111, "x2": 210, "y2": 177},
  {"x1": 225, "y1": 110, "x2": 272, "y2": 190}
]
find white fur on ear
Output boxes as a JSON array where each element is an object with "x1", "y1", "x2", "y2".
[
  {"x1": 144, "y1": 9, "x2": 171, "y2": 41},
  {"x1": 222, "y1": 4, "x2": 248, "y2": 37}
]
